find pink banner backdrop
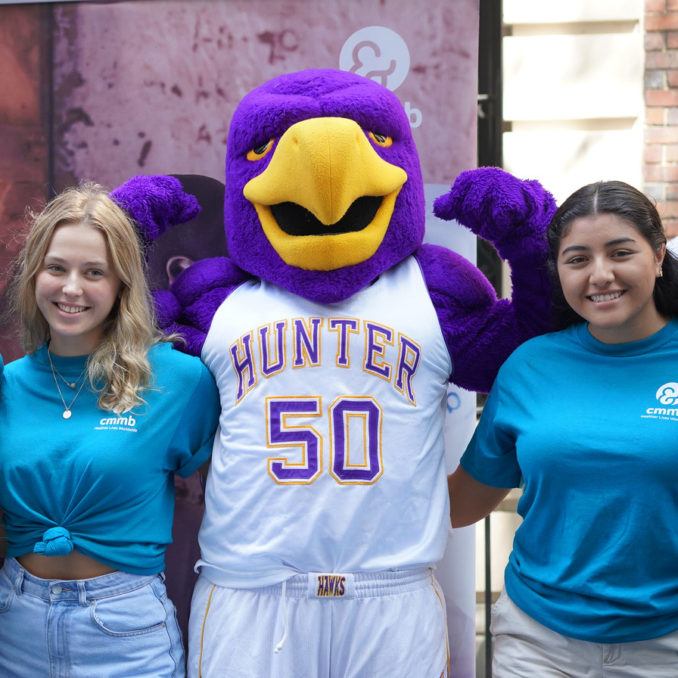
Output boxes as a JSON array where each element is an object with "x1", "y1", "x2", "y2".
[
  {"x1": 1, "y1": 2, "x2": 479, "y2": 675},
  {"x1": 51, "y1": 1, "x2": 477, "y2": 188}
]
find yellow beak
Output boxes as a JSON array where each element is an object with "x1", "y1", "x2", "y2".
[{"x1": 243, "y1": 117, "x2": 407, "y2": 270}]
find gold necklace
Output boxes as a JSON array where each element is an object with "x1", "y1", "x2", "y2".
[
  {"x1": 49, "y1": 357, "x2": 86, "y2": 389},
  {"x1": 46, "y1": 349, "x2": 88, "y2": 419}
]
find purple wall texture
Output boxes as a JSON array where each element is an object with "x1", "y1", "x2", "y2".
[
  {"x1": 0, "y1": 6, "x2": 50, "y2": 358},
  {"x1": 51, "y1": 1, "x2": 477, "y2": 187}
]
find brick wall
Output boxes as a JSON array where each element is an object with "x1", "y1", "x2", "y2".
[{"x1": 645, "y1": 0, "x2": 678, "y2": 238}]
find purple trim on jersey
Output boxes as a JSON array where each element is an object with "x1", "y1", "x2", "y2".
[
  {"x1": 364, "y1": 322, "x2": 393, "y2": 380},
  {"x1": 230, "y1": 333, "x2": 256, "y2": 401},
  {"x1": 259, "y1": 321, "x2": 286, "y2": 376},
  {"x1": 293, "y1": 318, "x2": 322, "y2": 367},
  {"x1": 268, "y1": 399, "x2": 320, "y2": 482},
  {"x1": 395, "y1": 336, "x2": 421, "y2": 404},
  {"x1": 331, "y1": 399, "x2": 381, "y2": 482},
  {"x1": 328, "y1": 318, "x2": 359, "y2": 367}
]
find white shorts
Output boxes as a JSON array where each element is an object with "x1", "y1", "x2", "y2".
[
  {"x1": 188, "y1": 568, "x2": 449, "y2": 678},
  {"x1": 491, "y1": 589, "x2": 678, "y2": 678}
]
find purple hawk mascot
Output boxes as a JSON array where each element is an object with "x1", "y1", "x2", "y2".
[{"x1": 113, "y1": 69, "x2": 555, "y2": 677}]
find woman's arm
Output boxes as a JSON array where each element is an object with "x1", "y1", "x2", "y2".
[{"x1": 448, "y1": 466, "x2": 511, "y2": 528}]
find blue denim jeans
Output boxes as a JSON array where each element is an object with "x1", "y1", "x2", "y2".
[{"x1": 0, "y1": 557, "x2": 185, "y2": 677}]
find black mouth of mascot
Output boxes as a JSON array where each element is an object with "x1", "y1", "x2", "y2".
[{"x1": 271, "y1": 196, "x2": 382, "y2": 236}]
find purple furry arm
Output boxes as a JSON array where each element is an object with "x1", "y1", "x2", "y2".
[
  {"x1": 415, "y1": 244, "x2": 551, "y2": 393},
  {"x1": 153, "y1": 257, "x2": 251, "y2": 356},
  {"x1": 110, "y1": 175, "x2": 200, "y2": 245},
  {"x1": 425, "y1": 167, "x2": 555, "y2": 390},
  {"x1": 434, "y1": 167, "x2": 555, "y2": 263}
]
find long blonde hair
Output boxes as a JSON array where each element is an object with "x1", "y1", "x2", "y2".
[{"x1": 11, "y1": 183, "x2": 164, "y2": 413}]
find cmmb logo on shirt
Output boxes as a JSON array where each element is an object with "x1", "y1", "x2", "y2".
[
  {"x1": 94, "y1": 414, "x2": 138, "y2": 432},
  {"x1": 642, "y1": 382, "x2": 678, "y2": 421},
  {"x1": 656, "y1": 382, "x2": 678, "y2": 405}
]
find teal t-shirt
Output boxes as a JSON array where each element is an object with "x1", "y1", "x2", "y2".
[
  {"x1": 461, "y1": 319, "x2": 678, "y2": 643},
  {"x1": 0, "y1": 343, "x2": 219, "y2": 575}
]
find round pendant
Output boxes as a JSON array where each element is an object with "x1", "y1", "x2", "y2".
[
  {"x1": 63, "y1": 409, "x2": 72, "y2": 420},
  {"x1": 68, "y1": 382, "x2": 76, "y2": 389}
]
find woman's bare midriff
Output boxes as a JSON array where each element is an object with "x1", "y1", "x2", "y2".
[{"x1": 18, "y1": 551, "x2": 116, "y2": 580}]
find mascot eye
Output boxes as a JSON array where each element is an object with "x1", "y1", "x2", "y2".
[
  {"x1": 368, "y1": 132, "x2": 393, "y2": 148},
  {"x1": 246, "y1": 139, "x2": 275, "y2": 161}
]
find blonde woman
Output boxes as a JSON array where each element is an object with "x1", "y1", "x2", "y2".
[{"x1": 0, "y1": 184, "x2": 219, "y2": 677}]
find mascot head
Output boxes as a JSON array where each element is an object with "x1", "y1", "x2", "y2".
[{"x1": 226, "y1": 69, "x2": 424, "y2": 303}]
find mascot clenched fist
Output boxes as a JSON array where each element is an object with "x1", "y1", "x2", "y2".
[{"x1": 114, "y1": 69, "x2": 555, "y2": 678}]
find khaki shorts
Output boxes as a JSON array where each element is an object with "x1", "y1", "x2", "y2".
[{"x1": 491, "y1": 589, "x2": 678, "y2": 678}]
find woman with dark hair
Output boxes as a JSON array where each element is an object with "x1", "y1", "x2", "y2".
[
  {"x1": 449, "y1": 181, "x2": 678, "y2": 676},
  {"x1": 547, "y1": 180, "x2": 678, "y2": 330}
]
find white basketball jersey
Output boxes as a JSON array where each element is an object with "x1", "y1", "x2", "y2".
[{"x1": 198, "y1": 256, "x2": 452, "y2": 587}]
